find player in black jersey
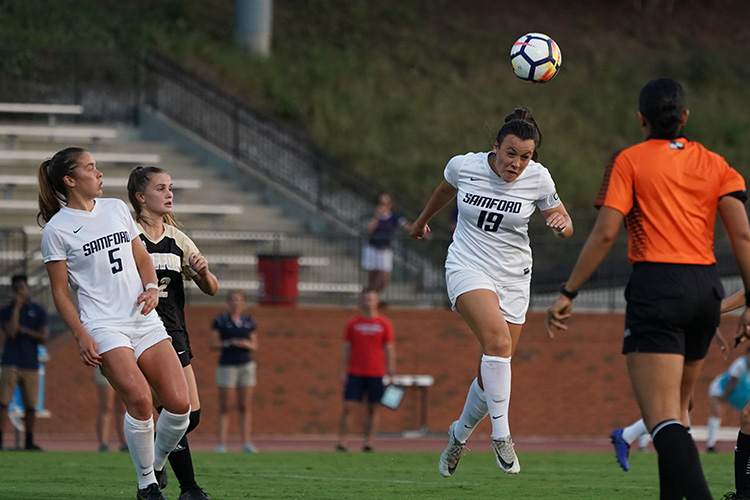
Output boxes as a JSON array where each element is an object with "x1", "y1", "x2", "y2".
[{"x1": 128, "y1": 166, "x2": 219, "y2": 500}]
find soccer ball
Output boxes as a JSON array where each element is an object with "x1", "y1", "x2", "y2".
[{"x1": 510, "y1": 33, "x2": 562, "y2": 83}]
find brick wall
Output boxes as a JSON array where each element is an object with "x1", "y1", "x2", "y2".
[{"x1": 37, "y1": 306, "x2": 737, "y2": 439}]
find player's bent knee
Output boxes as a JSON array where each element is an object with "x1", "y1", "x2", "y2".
[{"x1": 186, "y1": 408, "x2": 201, "y2": 434}]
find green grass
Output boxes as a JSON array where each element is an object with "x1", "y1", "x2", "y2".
[{"x1": 0, "y1": 449, "x2": 736, "y2": 499}]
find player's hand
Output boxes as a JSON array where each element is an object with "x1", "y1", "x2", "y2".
[
  {"x1": 189, "y1": 253, "x2": 209, "y2": 276},
  {"x1": 733, "y1": 308, "x2": 750, "y2": 347},
  {"x1": 714, "y1": 327, "x2": 729, "y2": 359},
  {"x1": 410, "y1": 223, "x2": 430, "y2": 239},
  {"x1": 545, "y1": 212, "x2": 567, "y2": 237},
  {"x1": 77, "y1": 332, "x2": 101, "y2": 366},
  {"x1": 546, "y1": 296, "x2": 573, "y2": 338},
  {"x1": 136, "y1": 287, "x2": 160, "y2": 316}
]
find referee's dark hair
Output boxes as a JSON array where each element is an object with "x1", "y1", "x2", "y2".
[{"x1": 639, "y1": 77, "x2": 687, "y2": 140}]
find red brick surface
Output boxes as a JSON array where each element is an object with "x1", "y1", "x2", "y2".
[{"x1": 37, "y1": 306, "x2": 737, "y2": 441}]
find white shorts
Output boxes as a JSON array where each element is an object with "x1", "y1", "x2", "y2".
[
  {"x1": 446, "y1": 267, "x2": 530, "y2": 324},
  {"x1": 89, "y1": 323, "x2": 171, "y2": 361},
  {"x1": 361, "y1": 245, "x2": 393, "y2": 272}
]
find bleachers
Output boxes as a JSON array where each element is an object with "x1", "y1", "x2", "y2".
[
  {"x1": 0, "y1": 102, "x2": 83, "y2": 126},
  {"x1": 0, "y1": 124, "x2": 119, "y2": 150},
  {"x1": 0, "y1": 105, "x2": 369, "y2": 305}
]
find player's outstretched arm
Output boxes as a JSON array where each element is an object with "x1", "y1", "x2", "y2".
[{"x1": 411, "y1": 180, "x2": 457, "y2": 239}]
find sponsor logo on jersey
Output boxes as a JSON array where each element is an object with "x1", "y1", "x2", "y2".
[
  {"x1": 82, "y1": 231, "x2": 131, "y2": 256},
  {"x1": 462, "y1": 193, "x2": 521, "y2": 213},
  {"x1": 73, "y1": 226, "x2": 83, "y2": 233}
]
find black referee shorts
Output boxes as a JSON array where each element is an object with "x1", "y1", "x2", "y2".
[{"x1": 623, "y1": 262, "x2": 723, "y2": 360}]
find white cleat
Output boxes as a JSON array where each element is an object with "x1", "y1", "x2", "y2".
[
  {"x1": 438, "y1": 421, "x2": 465, "y2": 477},
  {"x1": 492, "y1": 436, "x2": 520, "y2": 474}
]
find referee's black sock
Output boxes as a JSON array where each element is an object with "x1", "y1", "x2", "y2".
[
  {"x1": 651, "y1": 420, "x2": 711, "y2": 500},
  {"x1": 735, "y1": 431, "x2": 750, "y2": 497},
  {"x1": 657, "y1": 451, "x2": 683, "y2": 500}
]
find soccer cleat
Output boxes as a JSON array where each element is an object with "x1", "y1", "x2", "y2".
[
  {"x1": 335, "y1": 444, "x2": 347, "y2": 452},
  {"x1": 24, "y1": 443, "x2": 43, "y2": 451},
  {"x1": 178, "y1": 485, "x2": 211, "y2": 500},
  {"x1": 610, "y1": 428, "x2": 630, "y2": 472},
  {"x1": 215, "y1": 443, "x2": 227, "y2": 453},
  {"x1": 154, "y1": 468, "x2": 168, "y2": 490},
  {"x1": 120, "y1": 443, "x2": 130, "y2": 452},
  {"x1": 722, "y1": 493, "x2": 750, "y2": 500},
  {"x1": 362, "y1": 445, "x2": 373, "y2": 452},
  {"x1": 242, "y1": 442, "x2": 258, "y2": 453},
  {"x1": 438, "y1": 421, "x2": 465, "y2": 477},
  {"x1": 492, "y1": 435, "x2": 520, "y2": 474},
  {"x1": 136, "y1": 483, "x2": 167, "y2": 500},
  {"x1": 98, "y1": 443, "x2": 110, "y2": 452}
]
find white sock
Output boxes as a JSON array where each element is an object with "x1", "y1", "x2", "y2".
[
  {"x1": 622, "y1": 418, "x2": 648, "y2": 445},
  {"x1": 123, "y1": 412, "x2": 155, "y2": 490},
  {"x1": 153, "y1": 407, "x2": 190, "y2": 472},
  {"x1": 706, "y1": 416, "x2": 721, "y2": 448},
  {"x1": 454, "y1": 378, "x2": 489, "y2": 443},
  {"x1": 480, "y1": 354, "x2": 512, "y2": 440}
]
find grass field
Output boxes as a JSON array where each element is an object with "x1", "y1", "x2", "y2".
[{"x1": 0, "y1": 449, "x2": 736, "y2": 499}]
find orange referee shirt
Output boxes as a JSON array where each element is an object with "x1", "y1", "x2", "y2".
[{"x1": 596, "y1": 137, "x2": 746, "y2": 265}]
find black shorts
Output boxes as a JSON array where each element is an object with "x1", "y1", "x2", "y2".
[
  {"x1": 623, "y1": 263, "x2": 723, "y2": 360},
  {"x1": 343, "y1": 375, "x2": 385, "y2": 403},
  {"x1": 168, "y1": 329, "x2": 193, "y2": 367}
]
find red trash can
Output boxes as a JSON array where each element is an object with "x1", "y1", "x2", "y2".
[{"x1": 257, "y1": 254, "x2": 299, "y2": 307}]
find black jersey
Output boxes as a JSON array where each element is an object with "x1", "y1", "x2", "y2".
[{"x1": 137, "y1": 223, "x2": 200, "y2": 335}]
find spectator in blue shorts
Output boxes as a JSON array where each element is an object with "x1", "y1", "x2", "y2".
[{"x1": 336, "y1": 289, "x2": 396, "y2": 452}]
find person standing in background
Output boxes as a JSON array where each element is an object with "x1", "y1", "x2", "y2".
[
  {"x1": 336, "y1": 289, "x2": 396, "y2": 452},
  {"x1": 209, "y1": 290, "x2": 259, "y2": 453},
  {"x1": 362, "y1": 193, "x2": 412, "y2": 293},
  {"x1": 0, "y1": 274, "x2": 48, "y2": 451}
]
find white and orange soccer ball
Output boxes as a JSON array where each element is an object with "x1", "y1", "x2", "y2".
[{"x1": 510, "y1": 33, "x2": 562, "y2": 83}]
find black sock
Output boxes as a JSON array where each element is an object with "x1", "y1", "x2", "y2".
[
  {"x1": 168, "y1": 434, "x2": 197, "y2": 490},
  {"x1": 658, "y1": 451, "x2": 684, "y2": 500},
  {"x1": 25, "y1": 431, "x2": 33, "y2": 448},
  {"x1": 735, "y1": 431, "x2": 750, "y2": 496},
  {"x1": 0, "y1": 429, "x2": 4, "y2": 447},
  {"x1": 651, "y1": 420, "x2": 712, "y2": 500}
]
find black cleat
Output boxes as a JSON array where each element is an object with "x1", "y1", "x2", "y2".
[
  {"x1": 178, "y1": 485, "x2": 211, "y2": 500},
  {"x1": 154, "y1": 468, "x2": 168, "y2": 490},
  {"x1": 722, "y1": 494, "x2": 750, "y2": 500},
  {"x1": 137, "y1": 483, "x2": 167, "y2": 500}
]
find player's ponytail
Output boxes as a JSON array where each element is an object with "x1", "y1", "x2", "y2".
[
  {"x1": 127, "y1": 165, "x2": 179, "y2": 227},
  {"x1": 37, "y1": 147, "x2": 86, "y2": 226},
  {"x1": 496, "y1": 107, "x2": 542, "y2": 161}
]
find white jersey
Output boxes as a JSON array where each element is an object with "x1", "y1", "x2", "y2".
[
  {"x1": 445, "y1": 152, "x2": 561, "y2": 283},
  {"x1": 41, "y1": 198, "x2": 164, "y2": 331}
]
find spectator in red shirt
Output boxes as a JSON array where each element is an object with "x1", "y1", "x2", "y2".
[{"x1": 336, "y1": 289, "x2": 396, "y2": 452}]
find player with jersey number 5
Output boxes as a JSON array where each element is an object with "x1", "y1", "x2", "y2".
[
  {"x1": 546, "y1": 78, "x2": 750, "y2": 500},
  {"x1": 128, "y1": 165, "x2": 218, "y2": 500},
  {"x1": 38, "y1": 147, "x2": 190, "y2": 500},
  {"x1": 410, "y1": 107, "x2": 573, "y2": 477}
]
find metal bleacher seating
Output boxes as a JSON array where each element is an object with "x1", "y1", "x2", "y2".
[{"x1": 0, "y1": 104, "x2": 366, "y2": 306}]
